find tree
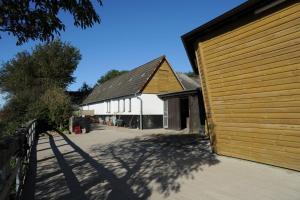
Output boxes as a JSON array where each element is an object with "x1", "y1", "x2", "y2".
[
  {"x1": 184, "y1": 71, "x2": 197, "y2": 78},
  {"x1": 0, "y1": 116, "x2": 4, "y2": 137},
  {"x1": 68, "y1": 82, "x2": 92, "y2": 105},
  {"x1": 0, "y1": 0, "x2": 103, "y2": 45},
  {"x1": 0, "y1": 97, "x2": 28, "y2": 134},
  {"x1": 97, "y1": 70, "x2": 128, "y2": 85},
  {"x1": 40, "y1": 87, "x2": 72, "y2": 129},
  {"x1": 32, "y1": 40, "x2": 81, "y2": 89},
  {"x1": 0, "y1": 40, "x2": 81, "y2": 133},
  {"x1": 0, "y1": 40, "x2": 80, "y2": 96},
  {"x1": 79, "y1": 82, "x2": 92, "y2": 93}
]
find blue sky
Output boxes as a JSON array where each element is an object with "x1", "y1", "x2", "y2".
[{"x1": 0, "y1": 0, "x2": 246, "y2": 107}]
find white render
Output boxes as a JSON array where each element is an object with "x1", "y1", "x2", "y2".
[
  {"x1": 81, "y1": 94, "x2": 163, "y2": 116},
  {"x1": 140, "y1": 94, "x2": 163, "y2": 115}
]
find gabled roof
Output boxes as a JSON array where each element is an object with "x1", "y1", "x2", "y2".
[
  {"x1": 67, "y1": 91, "x2": 91, "y2": 105},
  {"x1": 181, "y1": 0, "x2": 292, "y2": 73},
  {"x1": 158, "y1": 73, "x2": 201, "y2": 99},
  {"x1": 82, "y1": 56, "x2": 166, "y2": 105},
  {"x1": 176, "y1": 72, "x2": 200, "y2": 90}
]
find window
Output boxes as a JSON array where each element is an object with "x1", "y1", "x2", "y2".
[
  {"x1": 123, "y1": 99, "x2": 125, "y2": 112},
  {"x1": 106, "y1": 101, "x2": 111, "y2": 113},
  {"x1": 128, "y1": 98, "x2": 131, "y2": 112},
  {"x1": 117, "y1": 100, "x2": 120, "y2": 112}
]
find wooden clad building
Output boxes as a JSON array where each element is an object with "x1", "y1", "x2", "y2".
[
  {"x1": 182, "y1": 0, "x2": 300, "y2": 170},
  {"x1": 158, "y1": 73, "x2": 206, "y2": 133}
]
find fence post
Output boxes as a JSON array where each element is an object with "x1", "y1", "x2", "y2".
[
  {"x1": 15, "y1": 157, "x2": 20, "y2": 196},
  {"x1": 0, "y1": 119, "x2": 38, "y2": 200}
]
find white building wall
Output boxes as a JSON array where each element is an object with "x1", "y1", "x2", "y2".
[
  {"x1": 83, "y1": 102, "x2": 106, "y2": 114},
  {"x1": 111, "y1": 99, "x2": 118, "y2": 113},
  {"x1": 81, "y1": 94, "x2": 163, "y2": 115},
  {"x1": 140, "y1": 94, "x2": 163, "y2": 115}
]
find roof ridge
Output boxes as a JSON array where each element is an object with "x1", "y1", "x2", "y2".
[
  {"x1": 82, "y1": 55, "x2": 166, "y2": 105},
  {"x1": 129, "y1": 55, "x2": 165, "y2": 72},
  {"x1": 95, "y1": 55, "x2": 165, "y2": 87}
]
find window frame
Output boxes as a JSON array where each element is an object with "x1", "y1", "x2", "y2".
[
  {"x1": 123, "y1": 99, "x2": 125, "y2": 112},
  {"x1": 128, "y1": 98, "x2": 131, "y2": 112},
  {"x1": 117, "y1": 100, "x2": 120, "y2": 113}
]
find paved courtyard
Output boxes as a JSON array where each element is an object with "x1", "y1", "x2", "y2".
[{"x1": 22, "y1": 125, "x2": 300, "y2": 200}]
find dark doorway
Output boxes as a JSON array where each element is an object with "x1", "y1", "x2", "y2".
[{"x1": 180, "y1": 98, "x2": 189, "y2": 129}]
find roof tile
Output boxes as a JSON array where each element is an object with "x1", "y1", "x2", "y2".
[{"x1": 82, "y1": 56, "x2": 165, "y2": 105}]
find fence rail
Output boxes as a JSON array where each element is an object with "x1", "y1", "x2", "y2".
[{"x1": 0, "y1": 120, "x2": 38, "y2": 200}]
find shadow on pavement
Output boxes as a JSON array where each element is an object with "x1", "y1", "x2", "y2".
[{"x1": 22, "y1": 131, "x2": 219, "y2": 200}]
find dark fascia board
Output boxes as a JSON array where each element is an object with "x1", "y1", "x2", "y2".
[
  {"x1": 158, "y1": 88, "x2": 201, "y2": 99},
  {"x1": 181, "y1": 0, "x2": 289, "y2": 74}
]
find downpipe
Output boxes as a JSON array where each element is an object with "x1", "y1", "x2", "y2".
[{"x1": 135, "y1": 93, "x2": 143, "y2": 130}]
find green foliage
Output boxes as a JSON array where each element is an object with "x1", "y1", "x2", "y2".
[
  {"x1": 184, "y1": 71, "x2": 197, "y2": 78},
  {"x1": 97, "y1": 70, "x2": 128, "y2": 85},
  {"x1": 0, "y1": 40, "x2": 80, "y2": 95},
  {"x1": 67, "y1": 82, "x2": 92, "y2": 106},
  {"x1": 32, "y1": 40, "x2": 81, "y2": 89},
  {"x1": 79, "y1": 82, "x2": 92, "y2": 93},
  {"x1": 0, "y1": 40, "x2": 81, "y2": 134},
  {"x1": 0, "y1": 98, "x2": 28, "y2": 134},
  {"x1": 40, "y1": 87, "x2": 72, "y2": 129},
  {"x1": 0, "y1": 0, "x2": 103, "y2": 45},
  {"x1": 0, "y1": 120, "x2": 5, "y2": 136}
]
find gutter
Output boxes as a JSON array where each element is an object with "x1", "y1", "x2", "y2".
[
  {"x1": 158, "y1": 88, "x2": 200, "y2": 99},
  {"x1": 135, "y1": 93, "x2": 143, "y2": 130}
]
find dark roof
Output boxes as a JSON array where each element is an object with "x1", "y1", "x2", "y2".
[
  {"x1": 181, "y1": 0, "x2": 291, "y2": 73},
  {"x1": 82, "y1": 56, "x2": 165, "y2": 105},
  {"x1": 176, "y1": 73, "x2": 200, "y2": 90},
  {"x1": 158, "y1": 88, "x2": 201, "y2": 99},
  {"x1": 67, "y1": 91, "x2": 91, "y2": 105}
]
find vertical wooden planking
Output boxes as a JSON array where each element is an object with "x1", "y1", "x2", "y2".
[
  {"x1": 167, "y1": 98, "x2": 181, "y2": 130},
  {"x1": 143, "y1": 60, "x2": 183, "y2": 93},
  {"x1": 189, "y1": 95, "x2": 201, "y2": 133}
]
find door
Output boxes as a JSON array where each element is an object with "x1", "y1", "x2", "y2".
[
  {"x1": 163, "y1": 100, "x2": 168, "y2": 128},
  {"x1": 180, "y1": 98, "x2": 189, "y2": 129}
]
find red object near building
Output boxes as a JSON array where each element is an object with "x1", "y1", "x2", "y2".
[{"x1": 74, "y1": 126, "x2": 81, "y2": 134}]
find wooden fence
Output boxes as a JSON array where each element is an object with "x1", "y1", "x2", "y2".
[{"x1": 0, "y1": 120, "x2": 38, "y2": 200}]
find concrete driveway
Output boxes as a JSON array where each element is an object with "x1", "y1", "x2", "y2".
[{"x1": 22, "y1": 125, "x2": 300, "y2": 200}]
